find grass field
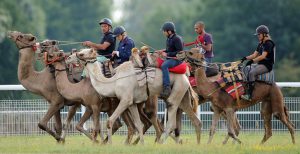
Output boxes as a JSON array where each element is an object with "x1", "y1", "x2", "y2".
[{"x1": 0, "y1": 132, "x2": 299, "y2": 154}]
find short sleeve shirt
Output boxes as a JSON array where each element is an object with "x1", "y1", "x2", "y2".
[
  {"x1": 256, "y1": 40, "x2": 275, "y2": 71},
  {"x1": 97, "y1": 31, "x2": 116, "y2": 57}
]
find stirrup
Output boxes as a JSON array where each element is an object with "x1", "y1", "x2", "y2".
[{"x1": 241, "y1": 94, "x2": 252, "y2": 101}]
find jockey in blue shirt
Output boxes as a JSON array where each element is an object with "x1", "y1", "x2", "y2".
[{"x1": 112, "y1": 26, "x2": 135, "y2": 64}]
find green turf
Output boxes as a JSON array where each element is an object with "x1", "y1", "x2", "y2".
[{"x1": 0, "y1": 132, "x2": 299, "y2": 154}]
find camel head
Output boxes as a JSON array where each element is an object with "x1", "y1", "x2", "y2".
[
  {"x1": 130, "y1": 47, "x2": 144, "y2": 67},
  {"x1": 185, "y1": 48, "x2": 205, "y2": 61},
  {"x1": 66, "y1": 48, "x2": 97, "y2": 66},
  {"x1": 39, "y1": 40, "x2": 60, "y2": 54},
  {"x1": 7, "y1": 31, "x2": 36, "y2": 49}
]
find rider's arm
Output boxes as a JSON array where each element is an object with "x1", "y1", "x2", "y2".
[
  {"x1": 90, "y1": 41, "x2": 111, "y2": 50},
  {"x1": 246, "y1": 51, "x2": 259, "y2": 60},
  {"x1": 253, "y1": 51, "x2": 268, "y2": 63}
]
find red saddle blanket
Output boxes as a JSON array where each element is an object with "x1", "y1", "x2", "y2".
[
  {"x1": 157, "y1": 58, "x2": 187, "y2": 74},
  {"x1": 225, "y1": 82, "x2": 245, "y2": 100},
  {"x1": 189, "y1": 76, "x2": 197, "y2": 87}
]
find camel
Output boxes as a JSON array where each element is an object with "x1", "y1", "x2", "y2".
[
  {"x1": 183, "y1": 48, "x2": 295, "y2": 144},
  {"x1": 6, "y1": 31, "x2": 80, "y2": 142},
  {"x1": 67, "y1": 48, "x2": 202, "y2": 144},
  {"x1": 41, "y1": 48, "x2": 138, "y2": 144},
  {"x1": 132, "y1": 47, "x2": 202, "y2": 144},
  {"x1": 7, "y1": 31, "x2": 134, "y2": 144},
  {"x1": 134, "y1": 46, "x2": 240, "y2": 144},
  {"x1": 67, "y1": 48, "x2": 149, "y2": 144}
]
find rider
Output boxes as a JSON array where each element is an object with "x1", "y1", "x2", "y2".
[
  {"x1": 241, "y1": 25, "x2": 275, "y2": 101},
  {"x1": 112, "y1": 26, "x2": 135, "y2": 65},
  {"x1": 156, "y1": 21, "x2": 184, "y2": 99},
  {"x1": 185, "y1": 21, "x2": 214, "y2": 63},
  {"x1": 82, "y1": 18, "x2": 116, "y2": 60}
]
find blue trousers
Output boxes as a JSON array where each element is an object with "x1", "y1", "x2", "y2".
[{"x1": 161, "y1": 59, "x2": 182, "y2": 87}]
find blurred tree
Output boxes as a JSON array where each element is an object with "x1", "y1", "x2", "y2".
[{"x1": 40, "y1": 0, "x2": 111, "y2": 51}]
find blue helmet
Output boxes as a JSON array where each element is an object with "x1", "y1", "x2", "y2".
[
  {"x1": 161, "y1": 22, "x2": 176, "y2": 32},
  {"x1": 113, "y1": 26, "x2": 126, "y2": 37},
  {"x1": 99, "y1": 18, "x2": 112, "y2": 27}
]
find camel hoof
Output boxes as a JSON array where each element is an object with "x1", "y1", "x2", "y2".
[{"x1": 178, "y1": 139, "x2": 183, "y2": 144}]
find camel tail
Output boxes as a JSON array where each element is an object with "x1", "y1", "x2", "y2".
[
  {"x1": 284, "y1": 106, "x2": 295, "y2": 128},
  {"x1": 189, "y1": 85, "x2": 199, "y2": 113}
]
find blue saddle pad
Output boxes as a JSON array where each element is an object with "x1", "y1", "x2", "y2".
[{"x1": 243, "y1": 64, "x2": 275, "y2": 84}]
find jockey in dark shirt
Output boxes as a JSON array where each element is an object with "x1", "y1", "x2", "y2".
[
  {"x1": 156, "y1": 21, "x2": 184, "y2": 99},
  {"x1": 82, "y1": 18, "x2": 116, "y2": 60}
]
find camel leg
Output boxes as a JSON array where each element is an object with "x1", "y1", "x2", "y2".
[
  {"x1": 222, "y1": 112, "x2": 241, "y2": 145},
  {"x1": 179, "y1": 92, "x2": 202, "y2": 144},
  {"x1": 128, "y1": 104, "x2": 145, "y2": 145},
  {"x1": 169, "y1": 109, "x2": 183, "y2": 144},
  {"x1": 106, "y1": 99, "x2": 131, "y2": 144},
  {"x1": 273, "y1": 107, "x2": 295, "y2": 144},
  {"x1": 260, "y1": 101, "x2": 273, "y2": 144},
  {"x1": 61, "y1": 104, "x2": 80, "y2": 142},
  {"x1": 224, "y1": 108, "x2": 242, "y2": 144},
  {"x1": 54, "y1": 111, "x2": 62, "y2": 137},
  {"x1": 208, "y1": 110, "x2": 221, "y2": 144},
  {"x1": 160, "y1": 103, "x2": 180, "y2": 144},
  {"x1": 38, "y1": 102, "x2": 64, "y2": 142},
  {"x1": 145, "y1": 96, "x2": 163, "y2": 143},
  {"x1": 121, "y1": 110, "x2": 136, "y2": 145},
  {"x1": 76, "y1": 107, "x2": 93, "y2": 140},
  {"x1": 91, "y1": 105, "x2": 101, "y2": 143},
  {"x1": 133, "y1": 102, "x2": 153, "y2": 145}
]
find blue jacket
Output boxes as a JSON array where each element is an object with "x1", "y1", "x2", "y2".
[{"x1": 116, "y1": 36, "x2": 135, "y2": 64}]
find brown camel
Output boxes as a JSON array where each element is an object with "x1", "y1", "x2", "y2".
[
  {"x1": 7, "y1": 32, "x2": 133, "y2": 144},
  {"x1": 184, "y1": 49, "x2": 295, "y2": 144},
  {"x1": 41, "y1": 49, "x2": 137, "y2": 144}
]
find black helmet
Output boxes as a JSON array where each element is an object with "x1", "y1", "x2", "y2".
[
  {"x1": 161, "y1": 22, "x2": 176, "y2": 32},
  {"x1": 99, "y1": 18, "x2": 112, "y2": 27},
  {"x1": 113, "y1": 26, "x2": 126, "y2": 37},
  {"x1": 254, "y1": 25, "x2": 269, "y2": 35}
]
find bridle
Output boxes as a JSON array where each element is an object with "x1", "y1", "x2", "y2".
[
  {"x1": 75, "y1": 52, "x2": 97, "y2": 66},
  {"x1": 15, "y1": 35, "x2": 37, "y2": 50}
]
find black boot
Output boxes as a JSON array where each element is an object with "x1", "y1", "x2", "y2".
[
  {"x1": 241, "y1": 82, "x2": 254, "y2": 101},
  {"x1": 161, "y1": 86, "x2": 171, "y2": 99}
]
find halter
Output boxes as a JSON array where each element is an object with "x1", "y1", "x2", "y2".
[
  {"x1": 75, "y1": 52, "x2": 97, "y2": 66},
  {"x1": 15, "y1": 35, "x2": 37, "y2": 51}
]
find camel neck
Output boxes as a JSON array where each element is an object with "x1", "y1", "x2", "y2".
[
  {"x1": 18, "y1": 48, "x2": 39, "y2": 81},
  {"x1": 53, "y1": 61, "x2": 84, "y2": 101},
  {"x1": 195, "y1": 68, "x2": 218, "y2": 98}
]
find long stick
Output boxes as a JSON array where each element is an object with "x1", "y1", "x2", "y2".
[{"x1": 140, "y1": 42, "x2": 157, "y2": 51}]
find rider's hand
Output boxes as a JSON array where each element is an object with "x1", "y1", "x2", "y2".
[
  {"x1": 246, "y1": 59, "x2": 253, "y2": 66},
  {"x1": 112, "y1": 51, "x2": 119, "y2": 57},
  {"x1": 240, "y1": 57, "x2": 247, "y2": 63},
  {"x1": 161, "y1": 52, "x2": 167, "y2": 57},
  {"x1": 82, "y1": 41, "x2": 92, "y2": 47}
]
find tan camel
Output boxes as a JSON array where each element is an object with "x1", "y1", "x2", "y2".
[
  {"x1": 131, "y1": 47, "x2": 202, "y2": 144},
  {"x1": 184, "y1": 49, "x2": 295, "y2": 144},
  {"x1": 67, "y1": 48, "x2": 149, "y2": 144},
  {"x1": 41, "y1": 49, "x2": 137, "y2": 144},
  {"x1": 67, "y1": 48, "x2": 201, "y2": 144},
  {"x1": 7, "y1": 31, "x2": 77, "y2": 142}
]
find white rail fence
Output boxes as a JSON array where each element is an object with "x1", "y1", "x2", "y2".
[{"x1": 0, "y1": 83, "x2": 299, "y2": 136}]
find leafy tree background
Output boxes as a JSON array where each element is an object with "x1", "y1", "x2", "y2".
[{"x1": 0, "y1": 0, "x2": 300, "y2": 98}]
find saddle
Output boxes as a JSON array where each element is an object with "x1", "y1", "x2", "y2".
[
  {"x1": 216, "y1": 61, "x2": 245, "y2": 100},
  {"x1": 157, "y1": 58, "x2": 187, "y2": 74},
  {"x1": 102, "y1": 59, "x2": 118, "y2": 78}
]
